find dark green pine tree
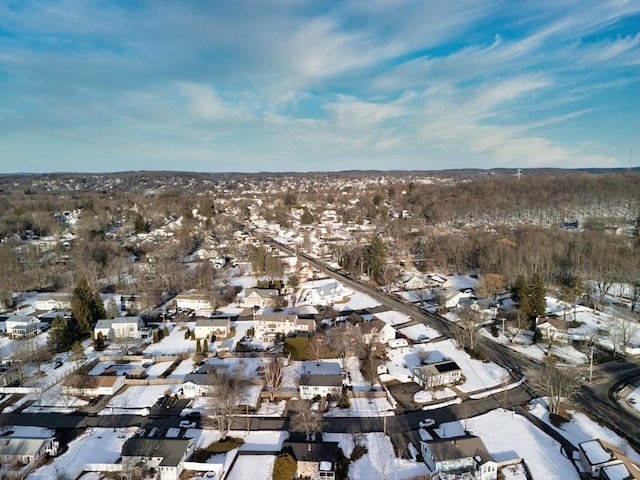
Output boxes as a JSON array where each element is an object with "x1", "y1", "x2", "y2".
[
  {"x1": 512, "y1": 274, "x2": 529, "y2": 303},
  {"x1": 364, "y1": 235, "x2": 387, "y2": 283},
  {"x1": 529, "y1": 273, "x2": 547, "y2": 319},
  {"x1": 71, "y1": 279, "x2": 105, "y2": 335},
  {"x1": 47, "y1": 316, "x2": 72, "y2": 353}
]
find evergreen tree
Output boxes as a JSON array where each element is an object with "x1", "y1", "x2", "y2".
[
  {"x1": 272, "y1": 452, "x2": 297, "y2": 480},
  {"x1": 105, "y1": 298, "x2": 119, "y2": 319},
  {"x1": 196, "y1": 339, "x2": 202, "y2": 353},
  {"x1": 300, "y1": 207, "x2": 314, "y2": 225},
  {"x1": 529, "y1": 274, "x2": 546, "y2": 319},
  {"x1": 95, "y1": 332, "x2": 106, "y2": 351},
  {"x1": 71, "y1": 279, "x2": 105, "y2": 334},
  {"x1": 70, "y1": 341, "x2": 86, "y2": 362},
  {"x1": 202, "y1": 341, "x2": 209, "y2": 353},
  {"x1": 163, "y1": 325, "x2": 169, "y2": 337},
  {"x1": 48, "y1": 316, "x2": 72, "y2": 353},
  {"x1": 512, "y1": 274, "x2": 528, "y2": 303},
  {"x1": 153, "y1": 330, "x2": 160, "y2": 343},
  {"x1": 364, "y1": 235, "x2": 387, "y2": 283}
]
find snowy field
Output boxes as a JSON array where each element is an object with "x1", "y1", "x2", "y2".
[
  {"x1": 324, "y1": 432, "x2": 430, "y2": 480},
  {"x1": 226, "y1": 455, "x2": 276, "y2": 480},
  {"x1": 143, "y1": 323, "x2": 197, "y2": 355},
  {"x1": 325, "y1": 397, "x2": 394, "y2": 417},
  {"x1": 29, "y1": 427, "x2": 136, "y2": 480},
  {"x1": 100, "y1": 385, "x2": 173, "y2": 411},
  {"x1": 375, "y1": 310, "x2": 413, "y2": 326},
  {"x1": 333, "y1": 291, "x2": 381, "y2": 311},
  {"x1": 398, "y1": 323, "x2": 441, "y2": 342}
]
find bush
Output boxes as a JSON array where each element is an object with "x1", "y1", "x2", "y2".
[
  {"x1": 284, "y1": 337, "x2": 310, "y2": 360},
  {"x1": 350, "y1": 445, "x2": 367, "y2": 461},
  {"x1": 272, "y1": 452, "x2": 297, "y2": 480}
]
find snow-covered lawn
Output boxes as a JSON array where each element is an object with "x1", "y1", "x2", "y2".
[
  {"x1": 255, "y1": 400, "x2": 287, "y2": 416},
  {"x1": 325, "y1": 397, "x2": 394, "y2": 417},
  {"x1": 414, "y1": 388, "x2": 456, "y2": 403},
  {"x1": 143, "y1": 323, "x2": 196, "y2": 355},
  {"x1": 146, "y1": 360, "x2": 173, "y2": 378},
  {"x1": 510, "y1": 343, "x2": 588, "y2": 365},
  {"x1": 333, "y1": 291, "x2": 381, "y2": 311},
  {"x1": 436, "y1": 409, "x2": 578, "y2": 480},
  {"x1": 375, "y1": 310, "x2": 413, "y2": 326},
  {"x1": 168, "y1": 359, "x2": 196, "y2": 379},
  {"x1": 324, "y1": 432, "x2": 430, "y2": 480},
  {"x1": 29, "y1": 427, "x2": 135, "y2": 480},
  {"x1": 398, "y1": 323, "x2": 441, "y2": 342},
  {"x1": 385, "y1": 340, "x2": 509, "y2": 393},
  {"x1": 100, "y1": 385, "x2": 174, "y2": 411},
  {"x1": 226, "y1": 455, "x2": 276, "y2": 480}
]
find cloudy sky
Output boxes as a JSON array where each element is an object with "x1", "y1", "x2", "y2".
[{"x1": 1, "y1": 1, "x2": 638, "y2": 173}]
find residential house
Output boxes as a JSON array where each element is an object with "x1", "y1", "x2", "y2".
[
  {"x1": 175, "y1": 292, "x2": 214, "y2": 312},
  {"x1": 0, "y1": 365, "x2": 21, "y2": 387},
  {"x1": 299, "y1": 374, "x2": 343, "y2": 400},
  {"x1": 536, "y1": 317, "x2": 570, "y2": 345},
  {"x1": 62, "y1": 374, "x2": 126, "y2": 397},
  {"x1": 120, "y1": 437, "x2": 194, "y2": 480},
  {"x1": 0, "y1": 433, "x2": 58, "y2": 479},
  {"x1": 282, "y1": 440, "x2": 339, "y2": 480},
  {"x1": 5, "y1": 316, "x2": 44, "y2": 339},
  {"x1": 194, "y1": 318, "x2": 231, "y2": 340},
  {"x1": 421, "y1": 435, "x2": 498, "y2": 480},
  {"x1": 413, "y1": 360, "x2": 462, "y2": 389},
  {"x1": 402, "y1": 274, "x2": 427, "y2": 291},
  {"x1": 34, "y1": 293, "x2": 72, "y2": 311},
  {"x1": 94, "y1": 316, "x2": 145, "y2": 341},
  {"x1": 298, "y1": 263, "x2": 315, "y2": 282},
  {"x1": 253, "y1": 314, "x2": 315, "y2": 342},
  {"x1": 294, "y1": 280, "x2": 351, "y2": 307},
  {"x1": 441, "y1": 290, "x2": 468, "y2": 310},
  {"x1": 578, "y1": 439, "x2": 640, "y2": 479},
  {"x1": 243, "y1": 288, "x2": 280, "y2": 309},
  {"x1": 426, "y1": 275, "x2": 454, "y2": 289},
  {"x1": 180, "y1": 364, "x2": 229, "y2": 398},
  {"x1": 351, "y1": 318, "x2": 396, "y2": 345},
  {"x1": 460, "y1": 297, "x2": 498, "y2": 322}
]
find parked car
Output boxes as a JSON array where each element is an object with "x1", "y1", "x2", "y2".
[
  {"x1": 419, "y1": 418, "x2": 436, "y2": 428},
  {"x1": 179, "y1": 420, "x2": 196, "y2": 429}
]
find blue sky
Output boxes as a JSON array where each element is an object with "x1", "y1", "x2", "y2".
[{"x1": 1, "y1": 0, "x2": 638, "y2": 173}]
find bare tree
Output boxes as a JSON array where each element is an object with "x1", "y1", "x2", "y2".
[
  {"x1": 529, "y1": 364, "x2": 581, "y2": 415},
  {"x1": 327, "y1": 323, "x2": 364, "y2": 372},
  {"x1": 458, "y1": 307, "x2": 482, "y2": 351},
  {"x1": 610, "y1": 315, "x2": 640, "y2": 358},
  {"x1": 205, "y1": 366, "x2": 250, "y2": 439},
  {"x1": 264, "y1": 356, "x2": 285, "y2": 402},
  {"x1": 307, "y1": 332, "x2": 328, "y2": 366},
  {"x1": 290, "y1": 398, "x2": 324, "y2": 441}
]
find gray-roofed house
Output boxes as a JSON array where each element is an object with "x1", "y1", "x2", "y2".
[
  {"x1": 578, "y1": 438, "x2": 640, "y2": 479},
  {"x1": 120, "y1": 437, "x2": 194, "y2": 480},
  {"x1": 0, "y1": 434, "x2": 58, "y2": 478},
  {"x1": 299, "y1": 374, "x2": 343, "y2": 400},
  {"x1": 34, "y1": 292, "x2": 72, "y2": 311},
  {"x1": 412, "y1": 360, "x2": 462, "y2": 389},
  {"x1": 5, "y1": 315, "x2": 45, "y2": 339},
  {"x1": 421, "y1": 435, "x2": 498, "y2": 480}
]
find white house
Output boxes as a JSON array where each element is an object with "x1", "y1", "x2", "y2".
[
  {"x1": 412, "y1": 360, "x2": 462, "y2": 389},
  {"x1": 402, "y1": 274, "x2": 427, "y2": 291},
  {"x1": 253, "y1": 314, "x2": 316, "y2": 342},
  {"x1": 175, "y1": 292, "x2": 214, "y2": 312},
  {"x1": 243, "y1": 288, "x2": 280, "y2": 309},
  {"x1": 94, "y1": 316, "x2": 145, "y2": 340},
  {"x1": 0, "y1": 433, "x2": 58, "y2": 479},
  {"x1": 194, "y1": 318, "x2": 231, "y2": 340},
  {"x1": 121, "y1": 438, "x2": 194, "y2": 480},
  {"x1": 34, "y1": 293, "x2": 72, "y2": 311},
  {"x1": 535, "y1": 317, "x2": 570, "y2": 345},
  {"x1": 294, "y1": 280, "x2": 352, "y2": 307},
  {"x1": 299, "y1": 374, "x2": 343, "y2": 400},
  {"x1": 421, "y1": 435, "x2": 498, "y2": 480},
  {"x1": 441, "y1": 290, "x2": 469, "y2": 309},
  {"x1": 577, "y1": 439, "x2": 640, "y2": 479},
  {"x1": 357, "y1": 319, "x2": 396, "y2": 345},
  {"x1": 5, "y1": 315, "x2": 44, "y2": 339},
  {"x1": 62, "y1": 374, "x2": 126, "y2": 397},
  {"x1": 426, "y1": 275, "x2": 454, "y2": 289}
]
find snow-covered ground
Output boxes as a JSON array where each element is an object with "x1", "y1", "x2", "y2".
[
  {"x1": 437, "y1": 409, "x2": 580, "y2": 480},
  {"x1": 143, "y1": 323, "x2": 197, "y2": 355},
  {"x1": 375, "y1": 310, "x2": 413, "y2": 326},
  {"x1": 385, "y1": 339, "x2": 509, "y2": 393},
  {"x1": 100, "y1": 385, "x2": 173, "y2": 412},
  {"x1": 29, "y1": 427, "x2": 136, "y2": 480},
  {"x1": 226, "y1": 455, "x2": 276, "y2": 480},
  {"x1": 529, "y1": 399, "x2": 640, "y2": 462},
  {"x1": 397, "y1": 323, "x2": 441, "y2": 342},
  {"x1": 333, "y1": 291, "x2": 381, "y2": 311},
  {"x1": 324, "y1": 432, "x2": 430, "y2": 480},
  {"x1": 325, "y1": 397, "x2": 394, "y2": 417},
  {"x1": 625, "y1": 385, "x2": 640, "y2": 414}
]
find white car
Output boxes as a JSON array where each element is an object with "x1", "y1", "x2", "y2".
[
  {"x1": 419, "y1": 418, "x2": 436, "y2": 428},
  {"x1": 179, "y1": 420, "x2": 196, "y2": 429}
]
